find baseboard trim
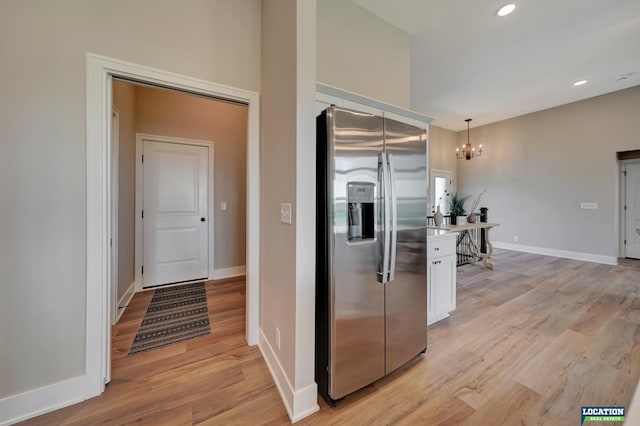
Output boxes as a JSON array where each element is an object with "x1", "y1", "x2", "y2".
[
  {"x1": 212, "y1": 265, "x2": 246, "y2": 280},
  {"x1": 427, "y1": 312, "x2": 449, "y2": 326},
  {"x1": 0, "y1": 376, "x2": 85, "y2": 426},
  {"x1": 493, "y1": 242, "x2": 618, "y2": 266},
  {"x1": 289, "y1": 382, "x2": 320, "y2": 423},
  {"x1": 116, "y1": 281, "x2": 136, "y2": 323},
  {"x1": 258, "y1": 328, "x2": 319, "y2": 423}
]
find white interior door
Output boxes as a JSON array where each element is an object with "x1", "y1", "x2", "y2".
[
  {"x1": 429, "y1": 169, "x2": 453, "y2": 215},
  {"x1": 626, "y1": 162, "x2": 640, "y2": 259},
  {"x1": 143, "y1": 140, "x2": 209, "y2": 287}
]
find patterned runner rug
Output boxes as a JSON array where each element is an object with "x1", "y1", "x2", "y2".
[{"x1": 128, "y1": 282, "x2": 211, "y2": 355}]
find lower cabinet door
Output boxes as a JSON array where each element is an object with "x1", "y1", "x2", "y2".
[{"x1": 427, "y1": 254, "x2": 456, "y2": 325}]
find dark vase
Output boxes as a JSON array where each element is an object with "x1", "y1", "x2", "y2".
[{"x1": 450, "y1": 214, "x2": 457, "y2": 225}]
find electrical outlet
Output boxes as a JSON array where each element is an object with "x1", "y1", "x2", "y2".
[
  {"x1": 275, "y1": 327, "x2": 281, "y2": 351},
  {"x1": 514, "y1": 235, "x2": 519, "y2": 243},
  {"x1": 280, "y1": 203, "x2": 292, "y2": 224}
]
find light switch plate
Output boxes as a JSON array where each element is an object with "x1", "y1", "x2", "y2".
[
  {"x1": 220, "y1": 202, "x2": 227, "y2": 211},
  {"x1": 580, "y1": 202, "x2": 598, "y2": 210},
  {"x1": 280, "y1": 203, "x2": 292, "y2": 224}
]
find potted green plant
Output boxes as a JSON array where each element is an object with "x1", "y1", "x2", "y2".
[{"x1": 449, "y1": 193, "x2": 469, "y2": 225}]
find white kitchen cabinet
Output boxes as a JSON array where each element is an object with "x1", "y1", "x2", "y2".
[{"x1": 427, "y1": 232, "x2": 457, "y2": 325}]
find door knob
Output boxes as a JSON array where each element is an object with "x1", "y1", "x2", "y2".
[{"x1": 201, "y1": 218, "x2": 206, "y2": 222}]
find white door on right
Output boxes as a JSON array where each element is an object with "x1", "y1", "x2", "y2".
[{"x1": 626, "y1": 162, "x2": 640, "y2": 259}]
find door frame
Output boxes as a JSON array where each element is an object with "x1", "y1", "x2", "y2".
[
  {"x1": 86, "y1": 53, "x2": 260, "y2": 398},
  {"x1": 429, "y1": 168, "x2": 453, "y2": 214},
  {"x1": 619, "y1": 159, "x2": 640, "y2": 258},
  {"x1": 106, "y1": 106, "x2": 119, "y2": 385},
  {"x1": 135, "y1": 134, "x2": 216, "y2": 290},
  {"x1": 110, "y1": 106, "x2": 120, "y2": 329}
]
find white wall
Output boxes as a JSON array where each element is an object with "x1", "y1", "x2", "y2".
[
  {"x1": 0, "y1": 0, "x2": 261, "y2": 400},
  {"x1": 316, "y1": 0, "x2": 410, "y2": 108},
  {"x1": 458, "y1": 85, "x2": 640, "y2": 258}
]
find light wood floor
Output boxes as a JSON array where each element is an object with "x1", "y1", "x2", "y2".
[{"x1": 23, "y1": 251, "x2": 640, "y2": 425}]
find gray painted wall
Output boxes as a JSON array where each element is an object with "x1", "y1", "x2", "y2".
[
  {"x1": 260, "y1": 2, "x2": 317, "y2": 417},
  {"x1": 0, "y1": 0, "x2": 261, "y2": 399},
  {"x1": 457, "y1": 85, "x2": 640, "y2": 257},
  {"x1": 316, "y1": 0, "x2": 410, "y2": 108},
  {"x1": 261, "y1": 0, "x2": 299, "y2": 387}
]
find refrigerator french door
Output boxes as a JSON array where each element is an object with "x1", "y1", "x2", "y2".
[{"x1": 316, "y1": 106, "x2": 428, "y2": 404}]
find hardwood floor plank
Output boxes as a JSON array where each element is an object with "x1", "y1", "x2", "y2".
[
  {"x1": 461, "y1": 381, "x2": 561, "y2": 426},
  {"x1": 394, "y1": 392, "x2": 475, "y2": 426},
  {"x1": 585, "y1": 317, "x2": 640, "y2": 374},
  {"x1": 514, "y1": 329, "x2": 592, "y2": 395},
  {"x1": 569, "y1": 294, "x2": 622, "y2": 337},
  {"x1": 542, "y1": 357, "x2": 633, "y2": 420}
]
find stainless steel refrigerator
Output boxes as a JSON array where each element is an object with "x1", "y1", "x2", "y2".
[{"x1": 316, "y1": 106, "x2": 428, "y2": 404}]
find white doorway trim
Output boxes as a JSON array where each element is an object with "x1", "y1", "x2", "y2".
[
  {"x1": 110, "y1": 106, "x2": 120, "y2": 327},
  {"x1": 429, "y1": 168, "x2": 453, "y2": 214},
  {"x1": 619, "y1": 160, "x2": 627, "y2": 258},
  {"x1": 619, "y1": 159, "x2": 640, "y2": 258},
  {"x1": 86, "y1": 53, "x2": 260, "y2": 398},
  {"x1": 106, "y1": 106, "x2": 119, "y2": 385},
  {"x1": 135, "y1": 134, "x2": 216, "y2": 290}
]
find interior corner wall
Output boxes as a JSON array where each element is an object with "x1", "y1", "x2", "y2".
[
  {"x1": 260, "y1": 0, "x2": 319, "y2": 421},
  {"x1": 0, "y1": 0, "x2": 261, "y2": 401},
  {"x1": 134, "y1": 85, "x2": 247, "y2": 271},
  {"x1": 429, "y1": 125, "x2": 459, "y2": 189},
  {"x1": 457, "y1": 85, "x2": 640, "y2": 258},
  {"x1": 113, "y1": 81, "x2": 136, "y2": 302},
  {"x1": 260, "y1": 0, "x2": 298, "y2": 387},
  {"x1": 316, "y1": 0, "x2": 410, "y2": 108}
]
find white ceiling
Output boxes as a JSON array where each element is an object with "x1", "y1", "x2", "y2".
[{"x1": 353, "y1": 0, "x2": 640, "y2": 131}]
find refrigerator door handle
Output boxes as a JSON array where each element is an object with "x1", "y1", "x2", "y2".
[
  {"x1": 378, "y1": 153, "x2": 391, "y2": 283},
  {"x1": 387, "y1": 153, "x2": 398, "y2": 282}
]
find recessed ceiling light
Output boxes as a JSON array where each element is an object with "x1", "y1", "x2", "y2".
[
  {"x1": 573, "y1": 79, "x2": 588, "y2": 86},
  {"x1": 497, "y1": 3, "x2": 516, "y2": 16}
]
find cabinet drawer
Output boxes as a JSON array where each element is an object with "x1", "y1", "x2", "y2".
[{"x1": 427, "y1": 238, "x2": 455, "y2": 258}]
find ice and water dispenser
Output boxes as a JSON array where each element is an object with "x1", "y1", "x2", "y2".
[{"x1": 347, "y1": 182, "x2": 375, "y2": 242}]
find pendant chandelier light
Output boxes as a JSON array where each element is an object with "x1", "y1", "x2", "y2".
[{"x1": 456, "y1": 118, "x2": 482, "y2": 160}]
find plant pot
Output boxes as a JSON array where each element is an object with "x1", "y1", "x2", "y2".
[{"x1": 450, "y1": 214, "x2": 457, "y2": 225}]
